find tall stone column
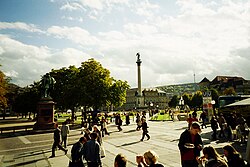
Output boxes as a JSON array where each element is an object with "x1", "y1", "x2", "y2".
[
  {"x1": 136, "y1": 53, "x2": 142, "y2": 96},
  {"x1": 136, "y1": 53, "x2": 144, "y2": 108}
]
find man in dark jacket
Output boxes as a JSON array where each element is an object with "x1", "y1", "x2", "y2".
[
  {"x1": 84, "y1": 132, "x2": 102, "y2": 167},
  {"x1": 178, "y1": 122, "x2": 203, "y2": 167},
  {"x1": 50, "y1": 123, "x2": 68, "y2": 158},
  {"x1": 140, "y1": 118, "x2": 150, "y2": 141},
  {"x1": 70, "y1": 137, "x2": 87, "y2": 167}
]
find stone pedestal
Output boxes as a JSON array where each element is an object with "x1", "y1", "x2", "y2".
[{"x1": 34, "y1": 98, "x2": 55, "y2": 130}]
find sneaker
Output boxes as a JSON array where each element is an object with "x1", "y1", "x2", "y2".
[
  {"x1": 49, "y1": 155, "x2": 55, "y2": 158},
  {"x1": 65, "y1": 149, "x2": 68, "y2": 155},
  {"x1": 140, "y1": 139, "x2": 143, "y2": 141}
]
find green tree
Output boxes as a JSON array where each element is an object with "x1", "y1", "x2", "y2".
[
  {"x1": 191, "y1": 91, "x2": 203, "y2": 109},
  {"x1": 0, "y1": 68, "x2": 9, "y2": 119},
  {"x1": 182, "y1": 93, "x2": 192, "y2": 107},
  {"x1": 210, "y1": 88, "x2": 219, "y2": 108},
  {"x1": 168, "y1": 95, "x2": 178, "y2": 108},
  {"x1": 80, "y1": 59, "x2": 112, "y2": 111},
  {"x1": 50, "y1": 66, "x2": 80, "y2": 120},
  {"x1": 12, "y1": 83, "x2": 40, "y2": 118},
  {"x1": 108, "y1": 79, "x2": 130, "y2": 109},
  {"x1": 223, "y1": 87, "x2": 236, "y2": 96}
]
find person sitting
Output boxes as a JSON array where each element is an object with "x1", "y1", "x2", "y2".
[
  {"x1": 136, "y1": 150, "x2": 164, "y2": 167},
  {"x1": 114, "y1": 154, "x2": 127, "y2": 167},
  {"x1": 197, "y1": 146, "x2": 228, "y2": 167},
  {"x1": 223, "y1": 145, "x2": 246, "y2": 167}
]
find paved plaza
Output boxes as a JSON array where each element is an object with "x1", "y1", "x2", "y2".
[{"x1": 0, "y1": 118, "x2": 248, "y2": 167}]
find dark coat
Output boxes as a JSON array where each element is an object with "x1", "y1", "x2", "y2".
[
  {"x1": 54, "y1": 128, "x2": 61, "y2": 142},
  {"x1": 71, "y1": 141, "x2": 84, "y2": 163},
  {"x1": 227, "y1": 154, "x2": 246, "y2": 167},
  {"x1": 178, "y1": 129, "x2": 203, "y2": 158},
  {"x1": 141, "y1": 122, "x2": 149, "y2": 132}
]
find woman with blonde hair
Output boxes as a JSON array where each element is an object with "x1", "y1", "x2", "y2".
[
  {"x1": 136, "y1": 150, "x2": 164, "y2": 167},
  {"x1": 197, "y1": 146, "x2": 228, "y2": 167}
]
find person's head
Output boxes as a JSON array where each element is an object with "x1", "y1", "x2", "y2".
[
  {"x1": 223, "y1": 145, "x2": 238, "y2": 157},
  {"x1": 93, "y1": 125, "x2": 99, "y2": 132},
  {"x1": 143, "y1": 150, "x2": 159, "y2": 165},
  {"x1": 203, "y1": 146, "x2": 221, "y2": 160},
  {"x1": 54, "y1": 123, "x2": 58, "y2": 128},
  {"x1": 79, "y1": 137, "x2": 87, "y2": 144},
  {"x1": 190, "y1": 122, "x2": 201, "y2": 135},
  {"x1": 90, "y1": 132, "x2": 98, "y2": 140},
  {"x1": 114, "y1": 154, "x2": 127, "y2": 167}
]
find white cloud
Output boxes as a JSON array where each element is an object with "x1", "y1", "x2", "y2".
[
  {"x1": 0, "y1": 22, "x2": 44, "y2": 33},
  {"x1": 0, "y1": 35, "x2": 93, "y2": 86},
  {"x1": 60, "y1": 2, "x2": 84, "y2": 11},
  {"x1": 1, "y1": 0, "x2": 250, "y2": 88},
  {"x1": 47, "y1": 26, "x2": 99, "y2": 46},
  {"x1": 80, "y1": 0, "x2": 104, "y2": 10}
]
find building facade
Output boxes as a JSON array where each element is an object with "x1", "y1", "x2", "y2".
[{"x1": 121, "y1": 88, "x2": 168, "y2": 110}]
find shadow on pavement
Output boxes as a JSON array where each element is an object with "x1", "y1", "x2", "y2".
[{"x1": 120, "y1": 141, "x2": 141, "y2": 146}]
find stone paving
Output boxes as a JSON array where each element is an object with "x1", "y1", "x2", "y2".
[{"x1": 0, "y1": 117, "x2": 249, "y2": 167}]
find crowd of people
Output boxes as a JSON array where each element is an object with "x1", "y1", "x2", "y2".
[
  {"x1": 49, "y1": 110, "x2": 249, "y2": 167},
  {"x1": 186, "y1": 111, "x2": 249, "y2": 143},
  {"x1": 179, "y1": 121, "x2": 249, "y2": 167}
]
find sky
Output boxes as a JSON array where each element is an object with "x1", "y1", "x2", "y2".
[{"x1": 0, "y1": 0, "x2": 250, "y2": 88}]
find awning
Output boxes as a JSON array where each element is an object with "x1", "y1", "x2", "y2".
[{"x1": 225, "y1": 98, "x2": 250, "y2": 107}]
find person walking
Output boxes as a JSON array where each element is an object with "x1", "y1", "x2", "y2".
[
  {"x1": 125, "y1": 113, "x2": 130, "y2": 125},
  {"x1": 140, "y1": 118, "x2": 150, "y2": 141},
  {"x1": 101, "y1": 117, "x2": 109, "y2": 137},
  {"x1": 61, "y1": 121, "x2": 70, "y2": 148},
  {"x1": 217, "y1": 113, "x2": 226, "y2": 138},
  {"x1": 84, "y1": 132, "x2": 102, "y2": 167},
  {"x1": 210, "y1": 116, "x2": 219, "y2": 141},
  {"x1": 117, "y1": 114, "x2": 123, "y2": 131},
  {"x1": 93, "y1": 125, "x2": 103, "y2": 145},
  {"x1": 50, "y1": 123, "x2": 67, "y2": 158},
  {"x1": 200, "y1": 111, "x2": 207, "y2": 129},
  {"x1": 70, "y1": 137, "x2": 87, "y2": 167},
  {"x1": 136, "y1": 113, "x2": 142, "y2": 131},
  {"x1": 178, "y1": 122, "x2": 203, "y2": 167}
]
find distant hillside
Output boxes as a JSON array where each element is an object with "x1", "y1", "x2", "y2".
[{"x1": 156, "y1": 83, "x2": 200, "y2": 96}]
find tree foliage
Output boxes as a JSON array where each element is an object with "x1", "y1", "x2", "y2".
[
  {"x1": 168, "y1": 95, "x2": 178, "y2": 108},
  {"x1": 190, "y1": 91, "x2": 203, "y2": 108},
  {"x1": 223, "y1": 87, "x2": 236, "y2": 96},
  {"x1": 46, "y1": 59, "x2": 129, "y2": 117},
  {"x1": 0, "y1": 69, "x2": 8, "y2": 108},
  {"x1": 12, "y1": 83, "x2": 40, "y2": 118}
]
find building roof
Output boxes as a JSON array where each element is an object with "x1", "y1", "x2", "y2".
[
  {"x1": 199, "y1": 77, "x2": 210, "y2": 83},
  {"x1": 211, "y1": 76, "x2": 245, "y2": 85}
]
